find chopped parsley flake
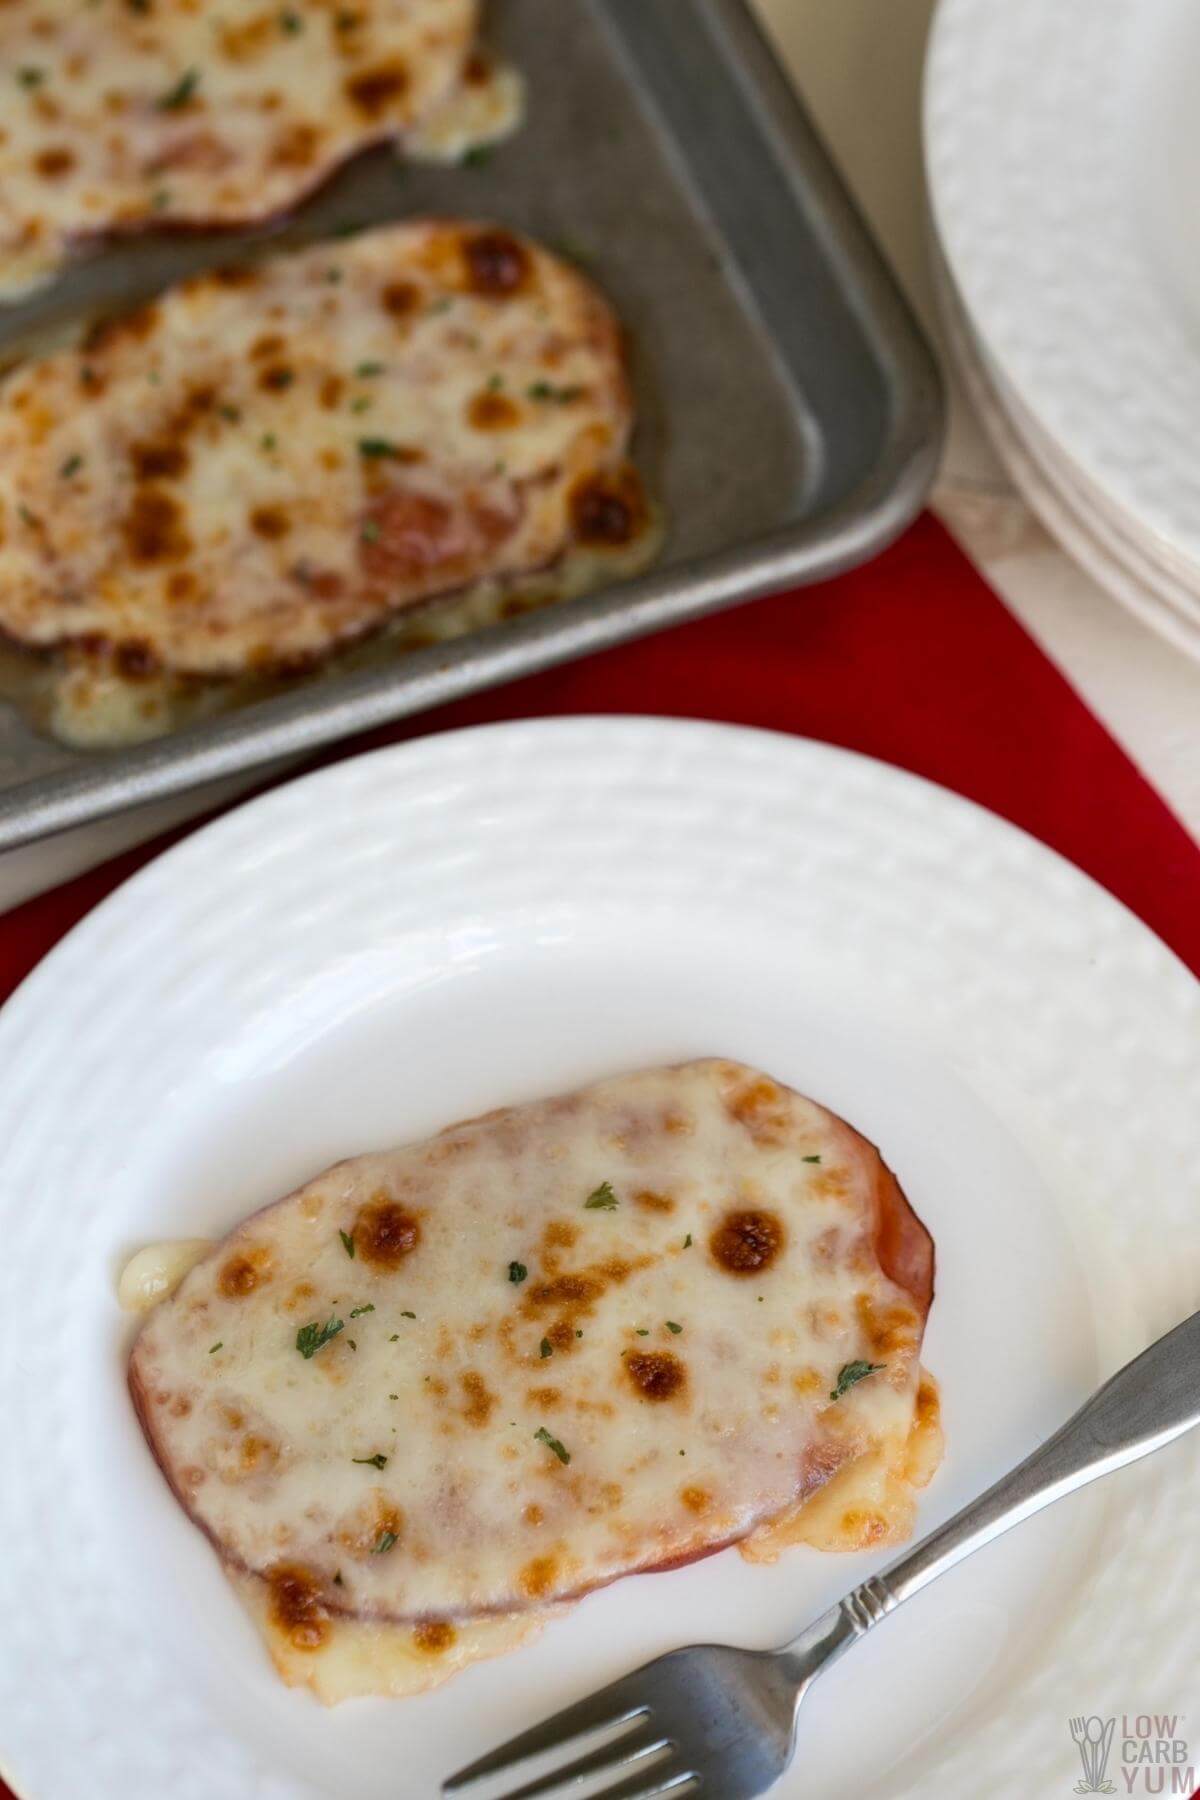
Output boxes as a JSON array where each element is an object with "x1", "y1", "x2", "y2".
[
  {"x1": 527, "y1": 381, "x2": 584, "y2": 403},
  {"x1": 683, "y1": 1234, "x2": 693, "y2": 1248},
  {"x1": 584, "y1": 1181, "x2": 618, "y2": 1210},
  {"x1": 400, "y1": 1310, "x2": 416, "y2": 1319},
  {"x1": 486, "y1": 373, "x2": 504, "y2": 392},
  {"x1": 360, "y1": 518, "x2": 381, "y2": 541},
  {"x1": 355, "y1": 360, "x2": 385, "y2": 378},
  {"x1": 357, "y1": 436, "x2": 398, "y2": 459},
  {"x1": 218, "y1": 403, "x2": 241, "y2": 422},
  {"x1": 347, "y1": 1339, "x2": 357, "y2": 1351},
  {"x1": 350, "y1": 396, "x2": 372, "y2": 413},
  {"x1": 58, "y1": 454, "x2": 83, "y2": 479},
  {"x1": 389, "y1": 1393, "x2": 398, "y2": 1400},
  {"x1": 151, "y1": 188, "x2": 171, "y2": 211},
  {"x1": 508, "y1": 1261, "x2": 527, "y2": 1284},
  {"x1": 208, "y1": 1342, "x2": 223, "y2": 1354},
  {"x1": 540, "y1": 1338, "x2": 553, "y2": 1359},
  {"x1": 339, "y1": 1229, "x2": 355, "y2": 1259},
  {"x1": 352, "y1": 1453, "x2": 388, "y2": 1469},
  {"x1": 296, "y1": 1316, "x2": 345, "y2": 1359},
  {"x1": 665, "y1": 1321, "x2": 683, "y2": 1334},
  {"x1": 17, "y1": 504, "x2": 36, "y2": 528},
  {"x1": 462, "y1": 145, "x2": 492, "y2": 168},
  {"x1": 802, "y1": 1155, "x2": 822, "y2": 1164},
  {"x1": 261, "y1": 432, "x2": 277, "y2": 451},
  {"x1": 635, "y1": 1329, "x2": 649, "y2": 1337},
  {"x1": 349, "y1": 1303, "x2": 374, "y2": 1318},
  {"x1": 332, "y1": 1570, "x2": 343, "y2": 1585},
  {"x1": 158, "y1": 67, "x2": 200, "y2": 111},
  {"x1": 830, "y1": 1360, "x2": 887, "y2": 1402},
  {"x1": 389, "y1": 1334, "x2": 400, "y2": 1342},
  {"x1": 17, "y1": 66, "x2": 44, "y2": 88},
  {"x1": 534, "y1": 1426, "x2": 570, "y2": 1465},
  {"x1": 371, "y1": 1530, "x2": 398, "y2": 1556},
  {"x1": 280, "y1": 7, "x2": 303, "y2": 30}
]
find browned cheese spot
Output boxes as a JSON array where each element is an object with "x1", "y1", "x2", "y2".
[
  {"x1": 412, "y1": 1619, "x2": 457, "y2": 1656},
  {"x1": 259, "y1": 363, "x2": 296, "y2": 393},
  {"x1": 526, "y1": 1386, "x2": 561, "y2": 1408},
  {"x1": 462, "y1": 230, "x2": 532, "y2": 298},
  {"x1": 122, "y1": 488, "x2": 192, "y2": 564},
  {"x1": 213, "y1": 264, "x2": 260, "y2": 289},
  {"x1": 855, "y1": 1292, "x2": 918, "y2": 1358},
  {"x1": 518, "y1": 1554, "x2": 559, "y2": 1600},
  {"x1": 250, "y1": 332, "x2": 286, "y2": 363},
  {"x1": 625, "y1": 1349, "x2": 686, "y2": 1402},
  {"x1": 337, "y1": 1497, "x2": 404, "y2": 1562},
  {"x1": 83, "y1": 304, "x2": 160, "y2": 355},
  {"x1": 382, "y1": 280, "x2": 421, "y2": 317},
  {"x1": 569, "y1": 463, "x2": 648, "y2": 548},
  {"x1": 272, "y1": 121, "x2": 323, "y2": 168},
  {"x1": 523, "y1": 1502, "x2": 544, "y2": 1527},
  {"x1": 634, "y1": 1190, "x2": 675, "y2": 1214},
  {"x1": 115, "y1": 640, "x2": 159, "y2": 679},
  {"x1": 267, "y1": 1563, "x2": 330, "y2": 1652},
  {"x1": 218, "y1": 1246, "x2": 273, "y2": 1298},
  {"x1": 353, "y1": 1194, "x2": 420, "y2": 1268},
  {"x1": 543, "y1": 1219, "x2": 579, "y2": 1255},
  {"x1": 460, "y1": 1370, "x2": 496, "y2": 1427},
  {"x1": 319, "y1": 372, "x2": 345, "y2": 409},
  {"x1": 344, "y1": 60, "x2": 409, "y2": 118},
  {"x1": 250, "y1": 504, "x2": 290, "y2": 540},
  {"x1": 710, "y1": 1209, "x2": 786, "y2": 1277},
  {"x1": 468, "y1": 390, "x2": 520, "y2": 431},
  {"x1": 131, "y1": 439, "x2": 189, "y2": 481},
  {"x1": 723, "y1": 1074, "x2": 792, "y2": 1146},
  {"x1": 680, "y1": 1485, "x2": 712, "y2": 1515},
  {"x1": 34, "y1": 146, "x2": 75, "y2": 178}
]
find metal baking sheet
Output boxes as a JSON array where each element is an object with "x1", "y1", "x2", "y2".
[{"x1": 0, "y1": 0, "x2": 943, "y2": 851}]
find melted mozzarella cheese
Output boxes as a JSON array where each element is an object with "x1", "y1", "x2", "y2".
[
  {"x1": 126, "y1": 1062, "x2": 941, "y2": 1698},
  {"x1": 0, "y1": 1, "x2": 521, "y2": 299},
  {"x1": 118, "y1": 1238, "x2": 212, "y2": 1313},
  {"x1": 231, "y1": 1567, "x2": 551, "y2": 1704},
  {"x1": 0, "y1": 219, "x2": 652, "y2": 746}
]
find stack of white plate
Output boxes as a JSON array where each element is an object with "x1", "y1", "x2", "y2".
[{"x1": 924, "y1": 0, "x2": 1200, "y2": 662}]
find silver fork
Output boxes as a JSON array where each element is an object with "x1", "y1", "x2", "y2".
[{"x1": 444, "y1": 1304, "x2": 1200, "y2": 1799}]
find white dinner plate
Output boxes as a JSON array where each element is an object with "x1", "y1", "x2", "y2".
[
  {"x1": 931, "y1": 232, "x2": 1200, "y2": 664},
  {"x1": 926, "y1": 0, "x2": 1200, "y2": 590},
  {"x1": 0, "y1": 718, "x2": 1198, "y2": 1800}
]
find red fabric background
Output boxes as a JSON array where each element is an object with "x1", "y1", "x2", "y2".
[{"x1": 0, "y1": 511, "x2": 1196, "y2": 1798}]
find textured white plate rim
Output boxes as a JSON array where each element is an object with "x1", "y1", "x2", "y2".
[
  {"x1": 930, "y1": 228, "x2": 1200, "y2": 663},
  {"x1": 0, "y1": 716, "x2": 1197, "y2": 1800},
  {"x1": 925, "y1": 0, "x2": 1200, "y2": 576}
]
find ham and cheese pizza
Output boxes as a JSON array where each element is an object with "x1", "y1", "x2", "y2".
[
  {"x1": 0, "y1": 219, "x2": 652, "y2": 745},
  {"x1": 0, "y1": 1, "x2": 521, "y2": 298},
  {"x1": 126, "y1": 1060, "x2": 941, "y2": 1703}
]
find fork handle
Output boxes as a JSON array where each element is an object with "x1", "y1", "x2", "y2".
[{"x1": 821, "y1": 1304, "x2": 1200, "y2": 1648}]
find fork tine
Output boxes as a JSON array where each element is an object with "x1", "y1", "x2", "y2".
[
  {"x1": 492, "y1": 1726, "x2": 670, "y2": 1800},
  {"x1": 442, "y1": 1676, "x2": 648, "y2": 1792},
  {"x1": 586, "y1": 1769, "x2": 697, "y2": 1800}
]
